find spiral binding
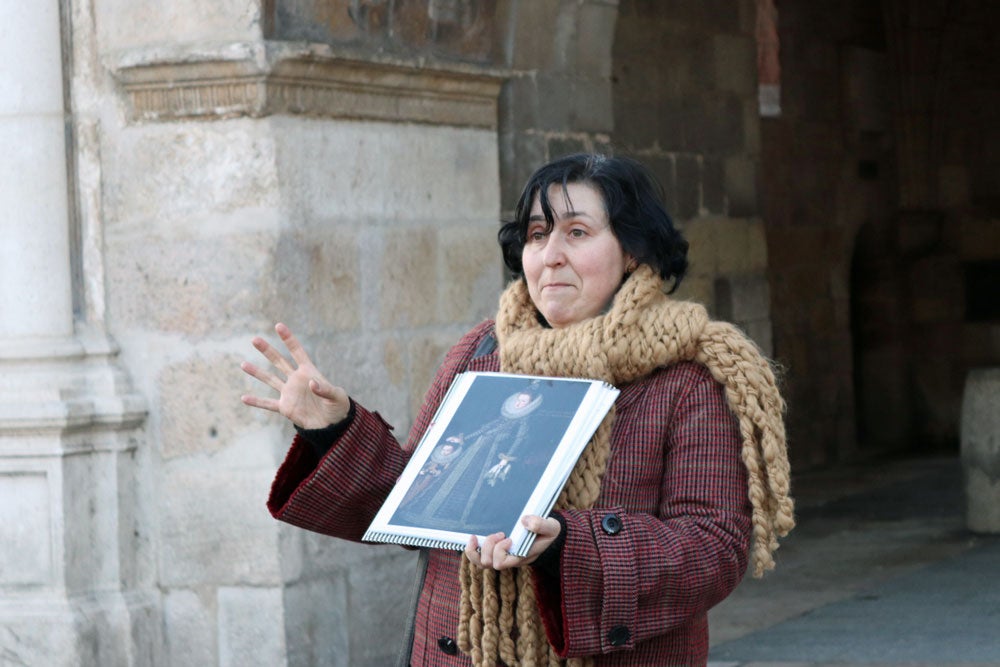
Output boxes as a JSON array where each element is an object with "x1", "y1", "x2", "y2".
[{"x1": 362, "y1": 530, "x2": 532, "y2": 557}]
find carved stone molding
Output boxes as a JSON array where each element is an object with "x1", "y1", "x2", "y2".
[{"x1": 111, "y1": 41, "x2": 507, "y2": 128}]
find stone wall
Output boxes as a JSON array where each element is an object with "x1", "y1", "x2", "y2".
[
  {"x1": 0, "y1": 1, "x2": 505, "y2": 666},
  {"x1": 5, "y1": 1, "x2": 997, "y2": 665},
  {"x1": 757, "y1": 0, "x2": 891, "y2": 465},
  {"x1": 611, "y1": 0, "x2": 774, "y2": 351},
  {"x1": 762, "y1": 0, "x2": 1000, "y2": 463}
]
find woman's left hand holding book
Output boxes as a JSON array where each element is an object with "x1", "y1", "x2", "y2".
[{"x1": 240, "y1": 322, "x2": 351, "y2": 430}]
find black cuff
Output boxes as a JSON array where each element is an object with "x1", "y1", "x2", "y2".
[
  {"x1": 530, "y1": 511, "x2": 567, "y2": 579},
  {"x1": 294, "y1": 399, "x2": 356, "y2": 458}
]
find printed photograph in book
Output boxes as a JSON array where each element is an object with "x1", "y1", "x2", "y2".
[{"x1": 363, "y1": 372, "x2": 618, "y2": 555}]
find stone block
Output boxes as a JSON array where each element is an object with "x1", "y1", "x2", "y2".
[
  {"x1": 381, "y1": 227, "x2": 437, "y2": 328},
  {"x1": 723, "y1": 157, "x2": 759, "y2": 218},
  {"x1": 164, "y1": 589, "x2": 215, "y2": 667},
  {"x1": 716, "y1": 274, "x2": 771, "y2": 323},
  {"x1": 267, "y1": 228, "x2": 362, "y2": 334},
  {"x1": 271, "y1": 0, "x2": 362, "y2": 42},
  {"x1": 97, "y1": 0, "x2": 262, "y2": 50},
  {"x1": 576, "y1": 2, "x2": 617, "y2": 78},
  {"x1": 508, "y1": 0, "x2": 563, "y2": 70},
  {"x1": 284, "y1": 575, "x2": 350, "y2": 667},
  {"x1": 499, "y1": 131, "x2": 547, "y2": 209},
  {"x1": 160, "y1": 466, "x2": 281, "y2": 587},
  {"x1": 906, "y1": 255, "x2": 964, "y2": 323},
  {"x1": 612, "y1": 88, "x2": 662, "y2": 150},
  {"x1": 571, "y1": 77, "x2": 614, "y2": 133},
  {"x1": 439, "y1": 226, "x2": 505, "y2": 323},
  {"x1": 712, "y1": 34, "x2": 756, "y2": 95},
  {"x1": 218, "y1": 587, "x2": 286, "y2": 667},
  {"x1": 697, "y1": 94, "x2": 747, "y2": 155},
  {"x1": 159, "y1": 353, "x2": 267, "y2": 459},
  {"x1": 107, "y1": 123, "x2": 279, "y2": 226},
  {"x1": 534, "y1": 73, "x2": 575, "y2": 131},
  {"x1": 345, "y1": 550, "x2": 421, "y2": 665},
  {"x1": 673, "y1": 154, "x2": 700, "y2": 220},
  {"x1": 639, "y1": 155, "x2": 678, "y2": 217},
  {"x1": 661, "y1": 0, "x2": 740, "y2": 33},
  {"x1": 841, "y1": 46, "x2": 890, "y2": 132},
  {"x1": 673, "y1": 276, "x2": 713, "y2": 312},
  {"x1": 271, "y1": 119, "x2": 499, "y2": 222},
  {"x1": 958, "y1": 216, "x2": 1000, "y2": 261},
  {"x1": 939, "y1": 164, "x2": 971, "y2": 208},
  {"x1": 410, "y1": 331, "x2": 464, "y2": 426},
  {"x1": 716, "y1": 219, "x2": 766, "y2": 274},
  {"x1": 679, "y1": 218, "x2": 715, "y2": 276},
  {"x1": 0, "y1": 470, "x2": 51, "y2": 585},
  {"x1": 426, "y1": 0, "x2": 499, "y2": 63},
  {"x1": 742, "y1": 318, "x2": 774, "y2": 358},
  {"x1": 501, "y1": 75, "x2": 540, "y2": 133},
  {"x1": 961, "y1": 366, "x2": 1000, "y2": 533},
  {"x1": 702, "y1": 157, "x2": 725, "y2": 216},
  {"x1": 106, "y1": 231, "x2": 277, "y2": 338},
  {"x1": 308, "y1": 332, "x2": 409, "y2": 430},
  {"x1": 548, "y1": 136, "x2": 587, "y2": 160}
]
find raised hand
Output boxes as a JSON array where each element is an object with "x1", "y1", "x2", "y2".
[{"x1": 240, "y1": 322, "x2": 350, "y2": 430}]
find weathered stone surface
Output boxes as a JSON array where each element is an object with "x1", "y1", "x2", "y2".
[
  {"x1": 283, "y1": 575, "x2": 350, "y2": 667},
  {"x1": 113, "y1": 43, "x2": 505, "y2": 128},
  {"x1": 271, "y1": 120, "x2": 500, "y2": 221},
  {"x1": 159, "y1": 353, "x2": 267, "y2": 459},
  {"x1": 345, "y1": 550, "x2": 422, "y2": 665},
  {"x1": 266, "y1": 228, "x2": 362, "y2": 334},
  {"x1": 105, "y1": 232, "x2": 278, "y2": 337},
  {"x1": 724, "y1": 156, "x2": 758, "y2": 217},
  {"x1": 439, "y1": 226, "x2": 505, "y2": 323},
  {"x1": 160, "y1": 466, "x2": 281, "y2": 587},
  {"x1": 381, "y1": 226, "x2": 438, "y2": 328},
  {"x1": 712, "y1": 34, "x2": 756, "y2": 95},
  {"x1": 97, "y1": 0, "x2": 263, "y2": 50},
  {"x1": 164, "y1": 589, "x2": 215, "y2": 667},
  {"x1": 218, "y1": 587, "x2": 286, "y2": 667},
  {"x1": 0, "y1": 471, "x2": 50, "y2": 585},
  {"x1": 961, "y1": 367, "x2": 1000, "y2": 533}
]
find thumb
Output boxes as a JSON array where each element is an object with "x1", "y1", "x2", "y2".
[{"x1": 309, "y1": 377, "x2": 336, "y2": 399}]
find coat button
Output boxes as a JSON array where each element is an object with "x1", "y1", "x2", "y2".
[
  {"x1": 601, "y1": 513, "x2": 622, "y2": 535},
  {"x1": 437, "y1": 636, "x2": 458, "y2": 655},
  {"x1": 607, "y1": 625, "x2": 631, "y2": 647}
]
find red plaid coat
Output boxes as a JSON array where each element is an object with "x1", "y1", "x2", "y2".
[{"x1": 268, "y1": 320, "x2": 751, "y2": 666}]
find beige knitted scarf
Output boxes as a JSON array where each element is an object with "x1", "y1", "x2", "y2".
[{"x1": 457, "y1": 265, "x2": 795, "y2": 667}]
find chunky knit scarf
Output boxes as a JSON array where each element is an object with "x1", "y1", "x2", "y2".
[{"x1": 457, "y1": 265, "x2": 795, "y2": 667}]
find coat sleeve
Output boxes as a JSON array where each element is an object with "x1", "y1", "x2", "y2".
[
  {"x1": 532, "y1": 364, "x2": 752, "y2": 658},
  {"x1": 266, "y1": 320, "x2": 497, "y2": 541}
]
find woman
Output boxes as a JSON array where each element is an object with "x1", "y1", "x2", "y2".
[{"x1": 242, "y1": 154, "x2": 794, "y2": 666}]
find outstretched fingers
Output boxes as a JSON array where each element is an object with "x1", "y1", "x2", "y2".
[
  {"x1": 240, "y1": 360, "x2": 284, "y2": 393},
  {"x1": 240, "y1": 392, "x2": 280, "y2": 413},
  {"x1": 252, "y1": 334, "x2": 295, "y2": 376},
  {"x1": 275, "y1": 322, "x2": 314, "y2": 369}
]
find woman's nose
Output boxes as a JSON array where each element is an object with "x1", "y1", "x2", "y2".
[{"x1": 542, "y1": 235, "x2": 567, "y2": 266}]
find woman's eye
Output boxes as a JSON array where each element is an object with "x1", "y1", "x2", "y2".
[
  {"x1": 528, "y1": 230, "x2": 547, "y2": 242},
  {"x1": 569, "y1": 228, "x2": 587, "y2": 238}
]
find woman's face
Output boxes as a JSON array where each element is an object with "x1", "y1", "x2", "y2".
[{"x1": 522, "y1": 182, "x2": 630, "y2": 328}]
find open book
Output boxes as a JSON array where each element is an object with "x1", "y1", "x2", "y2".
[{"x1": 363, "y1": 372, "x2": 619, "y2": 557}]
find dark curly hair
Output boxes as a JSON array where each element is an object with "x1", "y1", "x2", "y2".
[{"x1": 498, "y1": 153, "x2": 688, "y2": 292}]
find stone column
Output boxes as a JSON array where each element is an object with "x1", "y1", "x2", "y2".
[
  {"x1": 0, "y1": 3, "x2": 73, "y2": 340},
  {"x1": 0, "y1": 3, "x2": 154, "y2": 666},
  {"x1": 961, "y1": 368, "x2": 1000, "y2": 533}
]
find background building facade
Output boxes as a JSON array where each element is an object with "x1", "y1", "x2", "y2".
[{"x1": 1, "y1": 1, "x2": 997, "y2": 665}]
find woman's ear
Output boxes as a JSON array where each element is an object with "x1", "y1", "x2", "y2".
[{"x1": 625, "y1": 255, "x2": 638, "y2": 274}]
